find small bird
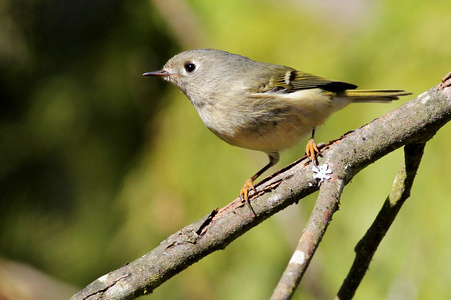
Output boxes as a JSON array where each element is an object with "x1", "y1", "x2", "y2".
[{"x1": 144, "y1": 49, "x2": 410, "y2": 216}]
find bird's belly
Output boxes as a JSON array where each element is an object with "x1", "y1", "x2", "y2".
[
  {"x1": 211, "y1": 115, "x2": 315, "y2": 154},
  {"x1": 196, "y1": 88, "x2": 336, "y2": 154}
]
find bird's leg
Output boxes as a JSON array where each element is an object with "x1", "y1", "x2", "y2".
[
  {"x1": 240, "y1": 154, "x2": 279, "y2": 216},
  {"x1": 305, "y1": 128, "x2": 320, "y2": 165}
]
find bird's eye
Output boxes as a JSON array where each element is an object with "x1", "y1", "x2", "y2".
[{"x1": 184, "y1": 62, "x2": 196, "y2": 73}]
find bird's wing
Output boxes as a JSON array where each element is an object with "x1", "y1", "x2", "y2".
[{"x1": 262, "y1": 71, "x2": 357, "y2": 93}]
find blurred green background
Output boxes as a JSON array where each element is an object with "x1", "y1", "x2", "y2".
[{"x1": 1, "y1": 0, "x2": 450, "y2": 299}]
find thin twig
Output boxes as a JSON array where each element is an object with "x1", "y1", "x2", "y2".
[
  {"x1": 270, "y1": 174, "x2": 344, "y2": 300},
  {"x1": 335, "y1": 142, "x2": 426, "y2": 300}
]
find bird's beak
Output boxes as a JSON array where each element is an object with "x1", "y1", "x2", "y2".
[{"x1": 143, "y1": 70, "x2": 170, "y2": 77}]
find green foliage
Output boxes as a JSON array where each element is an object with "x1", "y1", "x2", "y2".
[{"x1": 1, "y1": 0, "x2": 450, "y2": 299}]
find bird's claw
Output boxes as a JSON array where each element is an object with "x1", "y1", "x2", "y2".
[
  {"x1": 305, "y1": 138, "x2": 321, "y2": 165},
  {"x1": 240, "y1": 179, "x2": 257, "y2": 217}
]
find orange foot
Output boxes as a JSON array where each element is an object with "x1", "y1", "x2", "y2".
[
  {"x1": 240, "y1": 179, "x2": 257, "y2": 217},
  {"x1": 305, "y1": 138, "x2": 320, "y2": 164}
]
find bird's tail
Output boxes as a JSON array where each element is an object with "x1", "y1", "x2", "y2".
[{"x1": 344, "y1": 89, "x2": 411, "y2": 103}]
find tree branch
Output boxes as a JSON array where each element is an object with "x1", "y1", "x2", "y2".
[
  {"x1": 335, "y1": 142, "x2": 426, "y2": 300},
  {"x1": 71, "y1": 79, "x2": 451, "y2": 300},
  {"x1": 271, "y1": 175, "x2": 344, "y2": 300}
]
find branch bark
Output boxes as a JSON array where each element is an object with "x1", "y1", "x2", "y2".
[
  {"x1": 71, "y1": 79, "x2": 451, "y2": 300},
  {"x1": 335, "y1": 142, "x2": 426, "y2": 300},
  {"x1": 271, "y1": 176, "x2": 344, "y2": 300}
]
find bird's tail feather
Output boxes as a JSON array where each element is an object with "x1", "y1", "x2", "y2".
[{"x1": 345, "y1": 89, "x2": 411, "y2": 103}]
